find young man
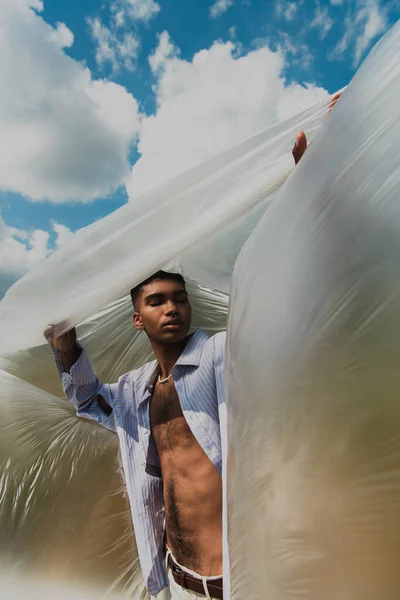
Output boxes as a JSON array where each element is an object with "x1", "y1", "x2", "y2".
[
  {"x1": 47, "y1": 119, "x2": 334, "y2": 598},
  {"x1": 48, "y1": 271, "x2": 226, "y2": 599}
]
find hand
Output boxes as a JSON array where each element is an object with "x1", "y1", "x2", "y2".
[
  {"x1": 327, "y1": 91, "x2": 342, "y2": 114},
  {"x1": 292, "y1": 130, "x2": 308, "y2": 165},
  {"x1": 44, "y1": 325, "x2": 77, "y2": 353},
  {"x1": 292, "y1": 91, "x2": 342, "y2": 165}
]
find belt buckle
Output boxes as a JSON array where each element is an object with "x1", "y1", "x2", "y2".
[{"x1": 172, "y1": 563, "x2": 182, "y2": 574}]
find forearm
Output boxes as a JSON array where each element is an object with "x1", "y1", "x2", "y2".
[
  {"x1": 59, "y1": 343, "x2": 82, "y2": 373},
  {"x1": 47, "y1": 329, "x2": 116, "y2": 430},
  {"x1": 50, "y1": 341, "x2": 101, "y2": 406}
]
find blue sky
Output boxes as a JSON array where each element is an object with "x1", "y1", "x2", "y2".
[{"x1": 0, "y1": 0, "x2": 398, "y2": 296}]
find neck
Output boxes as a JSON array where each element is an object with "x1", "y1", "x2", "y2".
[{"x1": 151, "y1": 336, "x2": 190, "y2": 378}]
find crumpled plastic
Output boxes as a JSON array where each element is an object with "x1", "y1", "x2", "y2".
[
  {"x1": 226, "y1": 20, "x2": 400, "y2": 600},
  {"x1": 0, "y1": 19, "x2": 398, "y2": 600}
]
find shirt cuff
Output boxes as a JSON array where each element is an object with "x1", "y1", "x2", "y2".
[
  {"x1": 60, "y1": 347, "x2": 97, "y2": 386},
  {"x1": 50, "y1": 341, "x2": 85, "y2": 375}
]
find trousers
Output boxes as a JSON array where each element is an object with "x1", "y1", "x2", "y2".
[{"x1": 154, "y1": 547, "x2": 223, "y2": 600}]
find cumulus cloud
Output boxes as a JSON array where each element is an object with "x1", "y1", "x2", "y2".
[
  {"x1": 0, "y1": 214, "x2": 73, "y2": 297},
  {"x1": 126, "y1": 34, "x2": 328, "y2": 198},
  {"x1": 53, "y1": 222, "x2": 75, "y2": 248},
  {"x1": 48, "y1": 22, "x2": 74, "y2": 48},
  {"x1": 209, "y1": 0, "x2": 234, "y2": 19},
  {"x1": 0, "y1": 0, "x2": 140, "y2": 203},
  {"x1": 149, "y1": 31, "x2": 180, "y2": 74}
]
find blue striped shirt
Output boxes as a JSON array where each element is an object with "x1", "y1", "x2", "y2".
[{"x1": 53, "y1": 329, "x2": 227, "y2": 597}]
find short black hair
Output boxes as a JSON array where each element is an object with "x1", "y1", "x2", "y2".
[{"x1": 130, "y1": 270, "x2": 186, "y2": 309}]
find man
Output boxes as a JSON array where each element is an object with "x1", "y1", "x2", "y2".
[
  {"x1": 46, "y1": 104, "x2": 339, "y2": 599},
  {"x1": 47, "y1": 271, "x2": 225, "y2": 599}
]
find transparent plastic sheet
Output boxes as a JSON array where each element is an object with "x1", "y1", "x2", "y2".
[
  {"x1": 227, "y1": 21, "x2": 400, "y2": 600},
  {"x1": 0, "y1": 369, "x2": 146, "y2": 599},
  {"x1": 0, "y1": 97, "x2": 329, "y2": 356},
  {"x1": 0, "y1": 74, "x2": 331, "y2": 598},
  {"x1": 0, "y1": 22, "x2": 398, "y2": 600}
]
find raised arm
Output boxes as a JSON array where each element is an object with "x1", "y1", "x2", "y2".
[
  {"x1": 45, "y1": 326, "x2": 116, "y2": 431},
  {"x1": 292, "y1": 91, "x2": 342, "y2": 165}
]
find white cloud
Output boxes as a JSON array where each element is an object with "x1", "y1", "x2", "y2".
[
  {"x1": 329, "y1": 0, "x2": 387, "y2": 65},
  {"x1": 126, "y1": 35, "x2": 328, "y2": 198},
  {"x1": 0, "y1": 214, "x2": 73, "y2": 296},
  {"x1": 88, "y1": 0, "x2": 160, "y2": 72},
  {"x1": 48, "y1": 22, "x2": 74, "y2": 48},
  {"x1": 87, "y1": 16, "x2": 140, "y2": 71},
  {"x1": 310, "y1": 4, "x2": 334, "y2": 39},
  {"x1": 0, "y1": 215, "x2": 72, "y2": 276},
  {"x1": 149, "y1": 31, "x2": 180, "y2": 74},
  {"x1": 53, "y1": 222, "x2": 74, "y2": 248},
  {"x1": 330, "y1": 0, "x2": 343, "y2": 4},
  {"x1": 112, "y1": 0, "x2": 161, "y2": 24},
  {"x1": 27, "y1": 0, "x2": 44, "y2": 10},
  {"x1": 330, "y1": 15, "x2": 354, "y2": 57},
  {"x1": 209, "y1": 0, "x2": 234, "y2": 19},
  {"x1": 276, "y1": 0, "x2": 300, "y2": 20},
  {"x1": 277, "y1": 32, "x2": 314, "y2": 69},
  {"x1": 284, "y1": 2, "x2": 298, "y2": 20},
  {"x1": 0, "y1": 0, "x2": 140, "y2": 202},
  {"x1": 354, "y1": 0, "x2": 387, "y2": 64},
  {"x1": 87, "y1": 17, "x2": 118, "y2": 66}
]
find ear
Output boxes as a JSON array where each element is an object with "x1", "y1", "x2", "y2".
[{"x1": 133, "y1": 312, "x2": 145, "y2": 331}]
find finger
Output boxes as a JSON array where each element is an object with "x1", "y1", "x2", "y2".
[
  {"x1": 328, "y1": 91, "x2": 342, "y2": 114},
  {"x1": 49, "y1": 320, "x2": 72, "y2": 340},
  {"x1": 43, "y1": 325, "x2": 55, "y2": 341}
]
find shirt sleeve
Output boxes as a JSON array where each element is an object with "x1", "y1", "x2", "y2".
[
  {"x1": 52, "y1": 344, "x2": 118, "y2": 432},
  {"x1": 212, "y1": 331, "x2": 226, "y2": 407}
]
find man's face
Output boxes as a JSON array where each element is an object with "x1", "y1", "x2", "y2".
[{"x1": 133, "y1": 279, "x2": 192, "y2": 344}]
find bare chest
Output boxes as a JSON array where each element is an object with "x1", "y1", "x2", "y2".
[{"x1": 149, "y1": 380, "x2": 195, "y2": 454}]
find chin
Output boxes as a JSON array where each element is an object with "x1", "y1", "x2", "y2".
[{"x1": 159, "y1": 327, "x2": 189, "y2": 343}]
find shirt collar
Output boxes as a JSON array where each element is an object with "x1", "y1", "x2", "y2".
[
  {"x1": 145, "y1": 329, "x2": 209, "y2": 395},
  {"x1": 175, "y1": 329, "x2": 209, "y2": 367}
]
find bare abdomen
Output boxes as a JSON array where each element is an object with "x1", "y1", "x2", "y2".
[{"x1": 155, "y1": 416, "x2": 223, "y2": 576}]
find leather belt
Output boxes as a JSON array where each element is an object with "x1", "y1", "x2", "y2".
[{"x1": 167, "y1": 553, "x2": 224, "y2": 599}]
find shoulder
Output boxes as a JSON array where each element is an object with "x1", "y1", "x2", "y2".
[
  {"x1": 206, "y1": 330, "x2": 226, "y2": 350},
  {"x1": 203, "y1": 330, "x2": 226, "y2": 363}
]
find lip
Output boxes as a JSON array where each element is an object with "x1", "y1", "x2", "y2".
[{"x1": 163, "y1": 320, "x2": 184, "y2": 327}]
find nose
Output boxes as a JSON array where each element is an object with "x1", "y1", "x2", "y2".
[{"x1": 165, "y1": 301, "x2": 180, "y2": 316}]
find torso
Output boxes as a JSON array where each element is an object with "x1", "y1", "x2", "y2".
[{"x1": 149, "y1": 377, "x2": 223, "y2": 576}]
